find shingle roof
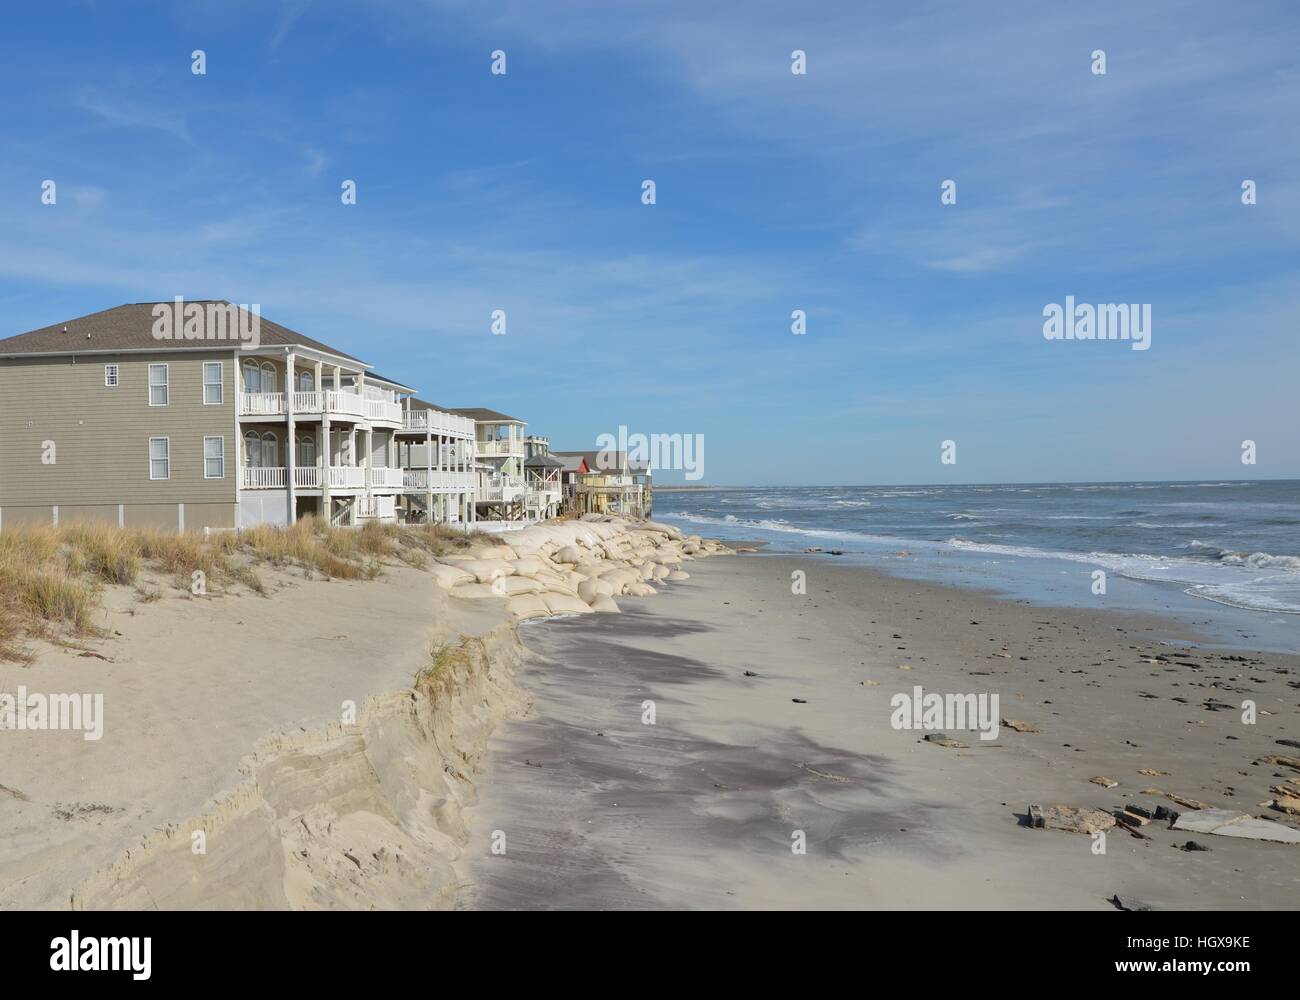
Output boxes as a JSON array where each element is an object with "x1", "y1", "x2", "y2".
[
  {"x1": 448, "y1": 406, "x2": 524, "y2": 423},
  {"x1": 554, "y1": 454, "x2": 590, "y2": 473},
  {"x1": 0, "y1": 301, "x2": 365, "y2": 363},
  {"x1": 553, "y1": 450, "x2": 652, "y2": 475},
  {"x1": 524, "y1": 453, "x2": 565, "y2": 469},
  {"x1": 365, "y1": 371, "x2": 418, "y2": 392}
]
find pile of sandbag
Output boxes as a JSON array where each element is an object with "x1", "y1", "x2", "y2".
[{"x1": 428, "y1": 516, "x2": 730, "y2": 619}]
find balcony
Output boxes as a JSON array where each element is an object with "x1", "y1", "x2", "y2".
[
  {"x1": 365, "y1": 398, "x2": 403, "y2": 425},
  {"x1": 239, "y1": 390, "x2": 367, "y2": 420},
  {"x1": 240, "y1": 466, "x2": 366, "y2": 491},
  {"x1": 366, "y1": 467, "x2": 405, "y2": 490},
  {"x1": 483, "y1": 475, "x2": 528, "y2": 502},
  {"x1": 401, "y1": 409, "x2": 476, "y2": 438},
  {"x1": 403, "y1": 469, "x2": 477, "y2": 492},
  {"x1": 476, "y1": 439, "x2": 524, "y2": 458}
]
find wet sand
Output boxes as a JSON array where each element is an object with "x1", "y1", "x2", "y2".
[{"x1": 458, "y1": 553, "x2": 1300, "y2": 909}]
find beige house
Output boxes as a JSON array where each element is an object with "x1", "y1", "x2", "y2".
[
  {"x1": 0, "y1": 302, "x2": 477, "y2": 532},
  {"x1": 553, "y1": 449, "x2": 653, "y2": 519},
  {"x1": 449, "y1": 409, "x2": 561, "y2": 521}
]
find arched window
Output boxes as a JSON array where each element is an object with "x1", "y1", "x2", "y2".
[
  {"x1": 260, "y1": 432, "x2": 278, "y2": 467},
  {"x1": 244, "y1": 430, "x2": 261, "y2": 467},
  {"x1": 298, "y1": 370, "x2": 314, "y2": 392},
  {"x1": 259, "y1": 363, "x2": 276, "y2": 393},
  {"x1": 298, "y1": 435, "x2": 317, "y2": 466},
  {"x1": 243, "y1": 360, "x2": 260, "y2": 393}
]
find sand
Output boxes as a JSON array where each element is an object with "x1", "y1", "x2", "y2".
[
  {"x1": 0, "y1": 517, "x2": 727, "y2": 909},
  {"x1": 5, "y1": 525, "x2": 1297, "y2": 910},
  {"x1": 457, "y1": 552, "x2": 1300, "y2": 909}
]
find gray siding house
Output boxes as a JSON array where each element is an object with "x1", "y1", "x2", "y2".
[{"x1": 0, "y1": 302, "x2": 479, "y2": 532}]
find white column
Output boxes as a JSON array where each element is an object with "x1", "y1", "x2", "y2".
[
  {"x1": 425, "y1": 428, "x2": 433, "y2": 523},
  {"x1": 286, "y1": 353, "x2": 297, "y2": 523}
]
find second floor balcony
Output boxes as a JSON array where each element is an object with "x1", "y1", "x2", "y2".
[{"x1": 239, "y1": 390, "x2": 368, "y2": 420}]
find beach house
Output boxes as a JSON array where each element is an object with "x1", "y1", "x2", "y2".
[
  {"x1": 522, "y1": 436, "x2": 564, "y2": 520},
  {"x1": 0, "y1": 302, "x2": 478, "y2": 532},
  {"x1": 447, "y1": 409, "x2": 559, "y2": 521},
  {"x1": 553, "y1": 449, "x2": 653, "y2": 518}
]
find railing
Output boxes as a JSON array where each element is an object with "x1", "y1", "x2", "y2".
[
  {"x1": 402, "y1": 409, "x2": 475, "y2": 438},
  {"x1": 325, "y1": 466, "x2": 366, "y2": 489},
  {"x1": 241, "y1": 390, "x2": 366, "y2": 418},
  {"x1": 324, "y1": 390, "x2": 366, "y2": 417},
  {"x1": 366, "y1": 467, "x2": 405, "y2": 489},
  {"x1": 241, "y1": 467, "x2": 286, "y2": 489},
  {"x1": 240, "y1": 392, "x2": 286, "y2": 416},
  {"x1": 240, "y1": 466, "x2": 374, "y2": 490},
  {"x1": 476, "y1": 439, "x2": 523, "y2": 457},
  {"x1": 483, "y1": 475, "x2": 528, "y2": 502},
  {"x1": 292, "y1": 391, "x2": 322, "y2": 413},
  {"x1": 403, "y1": 469, "x2": 477, "y2": 492},
  {"x1": 365, "y1": 399, "x2": 404, "y2": 424}
]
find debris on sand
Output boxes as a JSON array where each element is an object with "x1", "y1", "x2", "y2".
[
  {"x1": 1027, "y1": 803, "x2": 1116, "y2": 835},
  {"x1": 1090, "y1": 776, "x2": 1119, "y2": 788},
  {"x1": 1267, "y1": 782, "x2": 1300, "y2": 816},
  {"x1": 1111, "y1": 894, "x2": 1154, "y2": 912},
  {"x1": 1002, "y1": 718, "x2": 1039, "y2": 733},
  {"x1": 924, "y1": 732, "x2": 967, "y2": 748},
  {"x1": 1141, "y1": 788, "x2": 1212, "y2": 811},
  {"x1": 1138, "y1": 767, "x2": 1169, "y2": 777},
  {"x1": 1172, "y1": 808, "x2": 1300, "y2": 844}
]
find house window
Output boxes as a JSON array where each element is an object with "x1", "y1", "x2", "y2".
[
  {"x1": 262, "y1": 432, "x2": 279, "y2": 467},
  {"x1": 149, "y1": 437, "x2": 170, "y2": 480},
  {"x1": 242, "y1": 359, "x2": 260, "y2": 393},
  {"x1": 202, "y1": 362, "x2": 223, "y2": 405},
  {"x1": 104, "y1": 364, "x2": 119, "y2": 387},
  {"x1": 148, "y1": 364, "x2": 169, "y2": 406},
  {"x1": 204, "y1": 436, "x2": 225, "y2": 479},
  {"x1": 298, "y1": 370, "x2": 314, "y2": 392},
  {"x1": 298, "y1": 435, "x2": 317, "y2": 466},
  {"x1": 259, "y1": 362, "x2": 276, "y2": 393}
]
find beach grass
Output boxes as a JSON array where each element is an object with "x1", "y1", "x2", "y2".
[{"x1": 0, "y1": 518, "x2": 491, "y2": 661}]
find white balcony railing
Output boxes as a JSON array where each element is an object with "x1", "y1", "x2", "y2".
[
  {"x1": 241, "y1": 392, "x2": 286, "y2": 416},
  {"x1": 241, "y1": 390, "x2": 367, "y2": 419},
  {"x1": 483, "y1": 475, "x2": 528, "y2": 502},
  {"x1": 476, "y1": 439, "x2": 523, "y2": 457},
  {"x1": 365, "y1": 399, "x2": 404, "y2": 424},
  {"x1": 325, "y1": 467, "x2": 366, "y2": 489},
  {"x1": 366, "y1": 467, "x2": 405, "y2": 489},
  {"x1": 241, "y1": 466, "x2": 286, "y2": 489},
  {"x1": 403, "y1": 469, "x2": 477, "y2": 492},
  {"x1": 241, "y1": 466, "x2": 371, "y2": 490},
  {"x1": 402, "y1": 409, "x2": 475, "y2": 438}
]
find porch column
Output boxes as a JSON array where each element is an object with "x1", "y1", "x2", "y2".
[
  {"x1": 286, "y1": 353, "x2": 297, "y2": 523},
  {"x1": 424, "y1": 428, "x2": 433, "y2": 523},
  {"x1": 322, "y1": 417, "x2": 332, "y2": 521}
]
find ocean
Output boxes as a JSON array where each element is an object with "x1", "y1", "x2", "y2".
[{"x1": 655, "y1": 481, "x2": 1300, "y2": 650}]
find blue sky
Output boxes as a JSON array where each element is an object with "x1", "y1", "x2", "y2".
[{"x1": 1, "y1": 0, "x2": 1296, "y2": 484}]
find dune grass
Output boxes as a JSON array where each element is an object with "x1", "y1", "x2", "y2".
[{"x1": 0, "y1": 517, "x2": 490, "y2": 662}]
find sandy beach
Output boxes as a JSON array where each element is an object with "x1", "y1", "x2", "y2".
[
  {"x1": 458, "y1": 551, "x2": 1300, "y2": 910},
  {"x1": 3, "y1": 519, "x2": 1297, "y2": 911}
]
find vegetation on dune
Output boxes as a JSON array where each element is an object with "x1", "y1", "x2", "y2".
[{"x1": 0, "y1": 518, "x2": 490, "y2": 662}]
